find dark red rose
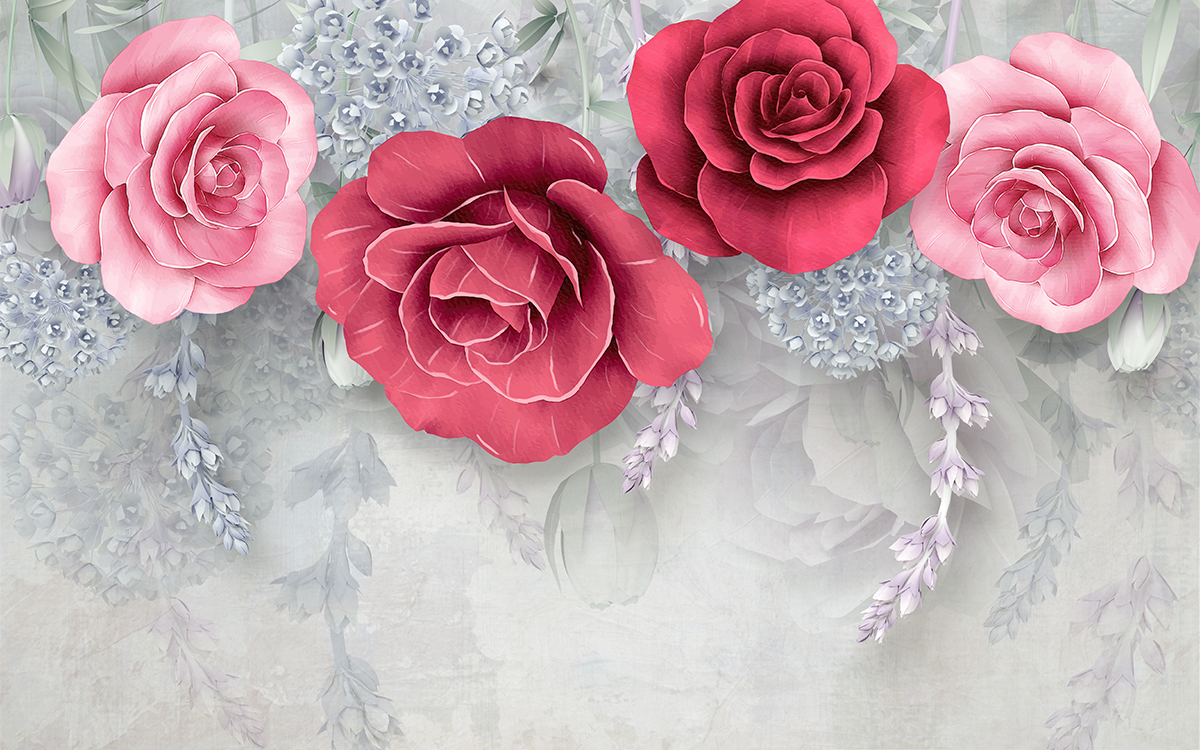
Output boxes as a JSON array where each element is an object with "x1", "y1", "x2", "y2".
[
  {"x1": 311, "y1": 117, "x2": 712, "y2": 463},
  {"x1": 628, "y1": 0, "x2": 950, "y2": 273}
]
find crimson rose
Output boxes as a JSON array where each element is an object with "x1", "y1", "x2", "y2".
[
  {"x1": 628, "y1": 0, "x2": 949, "y2": 273},
  {"x1": 312, "y1": 117, "x2": 712, "y2": 463}
]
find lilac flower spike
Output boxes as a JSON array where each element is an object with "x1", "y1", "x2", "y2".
[
  {"x1": 859, "y1": 302, "x2": 987, "y2": 642},
  {"x1": 622, "y1": 370, "x2": 702, "y2": 492}
]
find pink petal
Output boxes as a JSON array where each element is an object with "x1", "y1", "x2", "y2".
[
  {"x1": 140, "y1": 52, "x2": 238, "y2": 153},
  {"x1": 946, "y1": 147, "x2": 1015, "y2": 222},
  {"x1": 47, "y1": 94, "x2": 121, "y2": 264},
  {"x1": 936, "y1": 55, "x2": 1070, "y2": 146},
  {"x1": 150, "y1": 93, "x2": 224, "y2": 218},
  {"x1": 548, "y1": 178, "x2": 713, "y2": 386},
  {"x1": 1037, "y1": 223, "x2": 1103, "y2": 306},
  {"x1": 103, "y1": 86, "x2": 154, "y2": 187},
  {"x1": 387, "y1": 344, "x2": 637, "y2": 463},
  {"x1": 1011, "y1": 143, "x2": 1116, "y2": 249},
  {"x1": 312, "y1": 177, "x2": 405, "y2": 323},
  {"x1": 958, "y1": 109, "x2": 1084, "y2": 163},
  {"x1": 635, "y1": 156, "x2": 740, "y2": 258},
  {"x1": 627, "y1": 20, "x2": 710, "y2": 197},
  {"x1": 910, "y1": 146, "x2": 987, "y2": 279},
  {"x1": 125, "y1": 161, "x2": 206, "y2": 269},
  {"x1": 186, "y1": 279, "x2": 255, "y2": 313},
  {"x1": 1135, "y1": 142, "x2": 1200, "y2": 293},
  {"x1": 229, "y1": 59, "x2": 317, "y2": 196},
  {"x1": 400, "y1": 250, "x2": 482, "y2": 385},
  {"x1": 196, "y1": 88, "x2": 289, "y2": 144},
  {"x1": 1086, "y1": 155, "x2": 1153, "y2": 274},
  {"x1": 190, "y1": 193, "x2": 306, "y2": 287},
  {"x1": 363, "y1": 220, "x2": 513, "y2": 293},
  {"x1": 176, "y1": 214, "x2": 255, "y2": 265},
  {"x1": 696, "y1": 158, "x2": 887, "y2": 272},
  {"x1": 984, "y1": 264, "x2": 1133, "y2": 333},
  {"x1": 466, "y1": 242, "x2": 614, "y2": 403},
  {"x1": 100, "y1": 16, "x2": 241, "y2": 96},
  {"x1": 97, "y1": 186, "x2": 196, "y2": 324},
  {"x1": 248, "y1": 139, "x2": 290, "y2": 207},
  {"x1": 868, "y1": 63, "x2": 950, "y2": 215},
  {"x1": 980, "y1": 234, "x2": 1057, "y2": 283},
  {"x1": 344, "y1": 279, "x2": 460, "y2": 398},
  {"x1": 1071, "y1": 107, "x2": 1152, "y2": 193},
  {"x1": 1009, "y1": 32, "x2": 1160, "y2": 162}
]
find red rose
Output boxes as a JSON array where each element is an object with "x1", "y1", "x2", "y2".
[
  {"x1": 628, "y1": 0, "x2": 949, "y2": 273},
  {"x1": 312, "y1": 117, "x2": 713, "y2": 463}
]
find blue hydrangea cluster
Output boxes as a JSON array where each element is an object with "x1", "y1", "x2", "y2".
[
  {"x1": 278, "y1": 0, "x2": 529, "y2": 179},
  {"x1": 0, "y1": 239, "x2": 135, "y2": 388},
  {"x1": 745, "y1": 239, "x2": 948, "y2": 379}
]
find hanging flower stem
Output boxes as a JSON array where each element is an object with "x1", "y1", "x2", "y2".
[
  {"x1": 941, "y1": 0, "x2": 963, "y2": 70},
  {"x1": 563, "y1": 0, "x2": 590, "y2": 137}
]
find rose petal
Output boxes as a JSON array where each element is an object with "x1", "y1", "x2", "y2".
[
  {"x1": 503, "y1": 189, "x2": 585, "y2": 301},
  {"x1": 462, "y1": 229, "x2": 567, "y2": 319},
  {"x1": 363, "y1": 220, "x2": 513, "y2": 293},
  {"x1": 1037, "y1": 222, "x2": 1103, "y2": 306},
  {"x1": 945, "y1": 147, "x2": 1016, "y2": 222},
  {"x1": 792, "y1": 37, "x2": 871, "y2": 154},
  {"x1": 97, "y1": 186, "x2": 196, "y2": 324},
  {"x1": 47, "y1": 94, "x2": 122, "y2": 264},
  {"x1": 1070, "y1": 107, "x2": 1152, "y2": 193},
  {"x1": 1011, "y1": 143, "x2": 1116, "y2": 249},
  {"x1": 1135, "y1": 142, "x2": 1200, "y2": 294},
  {"x1": 195, "y1": 88, "x2": 289, "y2": 144},
  {"x1": 466, "y1": 242, "x2": 613, "y2": 403},
  {"x1": 199, "y1": 185, "x2": 269, "y2": 228},
  {"x1": 429, "y1": 297, "x2": 509, "y2": 346},
  {"x1": 697, "y1": 158, "x2": 887, "y2": 272},
  {"x1": 429, "y1": 246, "x2": 528, "y2": 306},
  {"x1": 389, "y1": 344, "x2": 637, "y2": 463},
  {"x1": 635, "y1": 156, "x2": 741, "y2": 259},
  {"x1": 312, "y1": 177, "x2": 404, "y2": 323},
  {"x1": 185, "y1": 279, "x2": 255, "y2": 313},
  {"x1": 126, "y1": 161, "x2": 206, "y2": 269},
  {"x1": 1086, "y1": 155, "x2": 1154, "y2": 274},
  {"x1": 749, "y1": 108, "x2": 882, "y2": 187},
  {"x1": 910, "y1": 146, "x2": 987, "y2": 279},
  {"x1": 140, "y1": 52, "x2": 238, "y2": 153},
  {"x1": 824, "y1": 0, "x2": 898, "y2": 100},
  {"x1": 176, "y1": 214, "x2": 255, "y2": 266},
  {"x1": 868, "y1": 63, "x2": 951, "y2": 215},
  {"x1": 685, "y1": 47, "x2": 753, "y2": 173},
  {"x1": 958, "y1": 109, "x2": 1085, "y2": 162},
  {"x1": 229, "y1": 59, "x2": 317, "y2": 196},
  {"x1": 149, "y1": 93, "x2": 224, "y2": 218},
  {"x1": 367, "y1": 130, "x2": 487, "y2": 222},
  {"x1": 937, "y1": 55, "x2": 1070, "y2": 146},
  {"x1": 400, "y1": 250, "x2": 482, "y2": 385},
  {"x1": 984, "y1": 263, "x2": 1134, "y2": 333},
  {"x1": 628, "y1": 19, "x2": 710, "y2": 197},
  {"x1": 103, "y1": 86, "x2": 154, "y2": 187},
  {"x1": 190, "y1": 193, "x2": 306, "y2": 286},
  {"x1": 548, "y1": 178, "x2": 713, "y2": 385},
  {"x1": 704, "y1": 0, "x2": 852, "y2": 53},
  {"x1": 980, "y1": 234, "x2": 1057, "y2": 283},
  {"x1": 463, "y1": 117, "x2": 608, "y2": 195},
  {"x1": 100, "y1": 16, "x2": 241, "y2": 96},
  {"x1": 1009, "y1": 32, "x2": 1160, "y2": 162},
  {"x1": 470, "y1": 310, "x2": 547, "y2": 365},
  {"x1": 344, "y1": 279, "x2": 460, "y2": 397}
]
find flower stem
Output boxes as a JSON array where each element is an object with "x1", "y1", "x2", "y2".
[
  {"x1": 5, "y1": 2, "x2": 16, "y2": 114},
  {"x1": 592, "y1": 433, "x2": 601, "y2": 465},
  {"x1": 941, "y1": 0, "x2": 963, "y2": 71},
  {"x1": 563, "y1": 0, "x2": 590, "y2": 138},
  {"x1": 225, "y1": 0, "x2": 235, "y2": 26},
  {"x1": 629, "y1": 0, "x2": 644, "y2": 43}
]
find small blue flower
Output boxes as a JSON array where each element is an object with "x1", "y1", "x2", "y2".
[
  {"x1": 406, "y1": 0, "x2": 434, "y2": 22},
  {"x1": 367, "y1": 9, "x2": 412, "y2": 48}
]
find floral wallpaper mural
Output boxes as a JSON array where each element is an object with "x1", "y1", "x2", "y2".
[{"x1": 0, "y1": 0, "x2": 1196, "y2": 745}]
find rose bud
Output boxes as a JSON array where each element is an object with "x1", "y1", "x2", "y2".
[
  {"x1": 1108, "y1": 289, "x2": 1170, "y2": 373},
  {"x1": 314, "y1": 312, "x2": 374, "y2": 388},
  {"x1": 548, "y1": 463, "x2": 658, "y2": 608},
  {"x1": 0, "y1": 114, "x2": 46, "y2": 210}
]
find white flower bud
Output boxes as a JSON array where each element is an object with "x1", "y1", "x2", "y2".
[
  {"x1": 0, "y1": 114, "x2": 46, "y2": 210},
  {"x1": 316, "y1": 313, "x2": 373, "y2": 388},
  {"x1": 1108, "y1": 289, "x2": 1170, "y2": 373}
]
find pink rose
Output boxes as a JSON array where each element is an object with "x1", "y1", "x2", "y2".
[
  {"x1": 911, "y1": 33, "x2": 1200, "y2": 333},
  {"x1": 47, "y1": 16, "x2": 316, "y2": 324}
]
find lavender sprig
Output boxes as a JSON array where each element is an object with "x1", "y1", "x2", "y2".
[
  {"x1": 146, "y1": 312, "x2": 253, "y2": 555},
  {"x1": 859, "y1": 302, "x2": 986, "y2": 642},
  {"x1": 151, "y1": 597, "x2": 266, "y2": 747},
  {"x1": 1046, "y1": 557, "x2": 1178, "y2": 749},
  {"x1": 622, "y1": 370, "x2": 702, "y2": 492},
  {"x1": 457, "y1": 444, "x2": 546, "y2": 569}
]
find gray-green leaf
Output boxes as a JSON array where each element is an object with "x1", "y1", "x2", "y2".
[
  {"x1": 1142, "y1": 0, "x2": 1180, "y2": 100},
  {"x1": 30, "y1": 21, "x2": 99, "y2": 109},
  {"x1": 27, "y1": 0, "x2": 78, "y2": 23},
  {"x1": 589, "y1": 99, "x2": 633, "y2": 127},
  {"x1": 879, "y1": 5, "x2": 934, "y2": 33}
]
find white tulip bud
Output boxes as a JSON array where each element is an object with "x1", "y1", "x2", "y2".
[
  {"x1": 1108, "y1": 289, "x2": 1170, "y2": 373},
  {"x1": 315, "y1": 313, "x2": 374, "y2": 388}
]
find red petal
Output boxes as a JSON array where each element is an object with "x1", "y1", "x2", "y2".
[
  {"x1": 705, "y1": 0, "x2": 852, "y2": 53},
  {"x1": 311, "y1": 178, "x2": 404, "y2": 323},
  {"x1": 685, "y1": 47, "x2": 753, "y2": 173},
  {"x1": 749, "y1": 108, "x2": 882, "y2": 188},
  {"x1": 462, "y1": 229, "x2": 567, "y2": 318},
  {"x1": 696, "y1": 159, "x2": 887, "y2": 272},
  {"x1": 429, "y1": 246, "x2": 527, "y2": 306},
  {"x1": 869, "y1": 63, "x2": 950, "y2": 215},
  {"x1": 636, "y1": 157, "x2": 740, "y2": 258},
  {"x1": 429, "y1": 296, "x2": 509, "y2": 346},
  {"x1": 363, "y1": 220, "x2": 513, "y2": 293},
  {"x1": 368, "y1": 130, "x2": 486, "y2": 222},
  {"x1": 400, "y1": 250, "x2": 482, "y2": 385},
  {"x1": 462, "y1": 117, "x2": 608, "y2": 194},
  {"x1": 547, "y1": 178, "x2": 713, "y2": 386},
  {"x1": 824, "y1": 0, "x2": 897, "y2": 100},
  {"x1": 627, "y1": 20, "x2": 710, "y2": 197},
  {"x1": 387, "y1": 345, "x2": 637, "y2": 463}
]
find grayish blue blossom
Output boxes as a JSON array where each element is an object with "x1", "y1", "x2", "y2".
[{"x1": 746, "y1": 238, "x2": 948, "y2": 379}]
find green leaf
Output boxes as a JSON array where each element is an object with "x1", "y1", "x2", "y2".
[
  {"x1": 515, "y1": 13, "x2": 557, "y2": 53},
  {"x1": 588, "y1": 72, "x2": 604, "y2": 102},
  {"x1": 532, "y1": 26, "x2": 564, "y2": 79},
  {"x1": 879, "y1": 5, "x2": 934, "y2": 32},
  {"x1": 1177, "y1": 112, "x2": 1200, "y2": 129},
  {"x1": 309, "y1": 180, "x2": 337, "y2": 209},
  {"x1": 240, "y1": 38, "x2": 286, "y2": 62},
  {"x1": 531, "y1": 0, "x2": 557, "y2": 16},
  {"x1": 286, "y1": 1, "x2": 304, "y2": 20},
  {"x1": 544, "y1": 477, "x2": 567, "y2": 592},
  {"x1": 89, "y1": 0, "x2": 150, "y2": 13},
  {"x1": 589, "y1": 98, "x2": 633, "y2": 127},
  {"x1": 1141, "y1": 0, "x2": 1180, "y2": 99},
  {"x1": 27, "y1": 0, "x2": 79, "y2": 23},
  {"x1": 30, "y1": 21, "x2": 99, "y2": 109}
]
